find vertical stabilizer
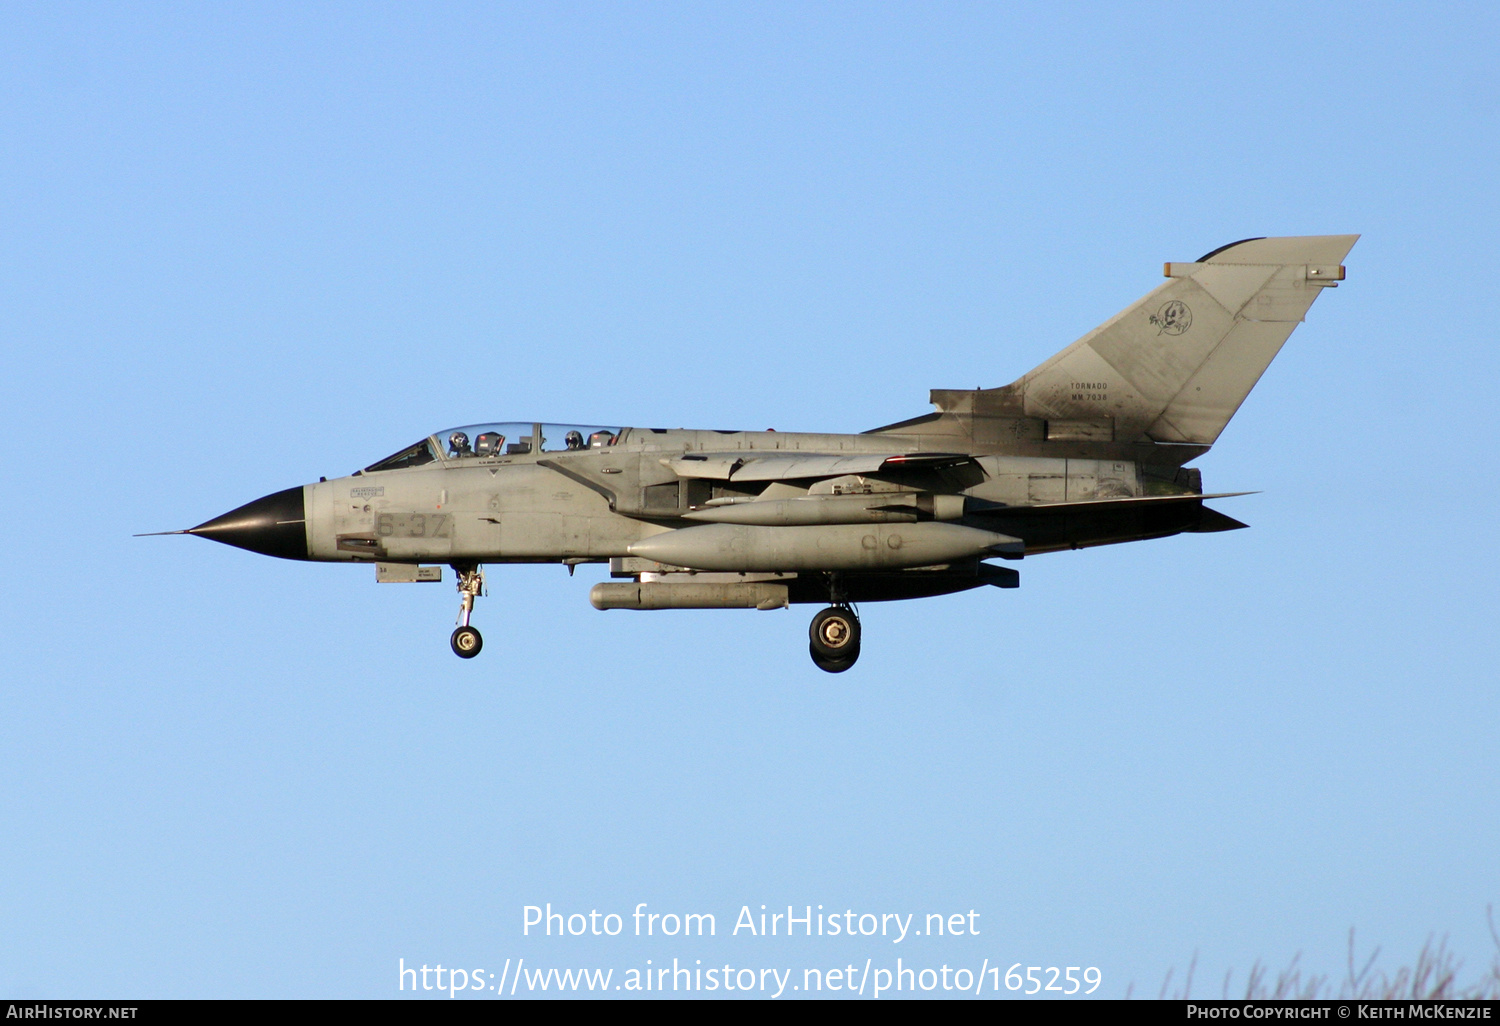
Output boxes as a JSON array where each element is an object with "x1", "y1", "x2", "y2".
[{"x1": 1009, "y1": 235, "x2": 1357, "y2": 445}]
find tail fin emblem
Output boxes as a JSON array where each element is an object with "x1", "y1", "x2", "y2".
[{"x1": 1150, "y1": 300, "x2": 1192, "y2": 335}]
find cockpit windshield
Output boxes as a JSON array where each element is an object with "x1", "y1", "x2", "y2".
[
  {"x1": 364, "y1": 437, "x2": 439, "y2": 473},
  {"x1": 365, "y1": 423, "x2": 622, "y2": 472}
]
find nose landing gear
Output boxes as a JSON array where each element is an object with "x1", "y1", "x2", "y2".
[
  {"x1": 809, "y1": 605, "x2": 860, "y2": 673},
  {"x1": 450, "y1": 564, "x2": 486, "y2": 658}
]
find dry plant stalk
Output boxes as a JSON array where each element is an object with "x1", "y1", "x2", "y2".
[{"x1": 1145, "y1": 908, "x2": 1500, "y2": 1000}]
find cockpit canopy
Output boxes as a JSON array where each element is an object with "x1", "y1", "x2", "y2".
[{"x1": 364, "y1": 422, "x2": 622, "y2": 473}]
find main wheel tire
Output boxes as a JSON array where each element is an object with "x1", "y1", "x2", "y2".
[
  {"x1": 809, "y1": 606, "x2": 860, "y2": 660},
  {"x1": 451, "y1": 626, "x2": 483, "y2": 658},
  {"x1": 811, "y1": 645, "x2": 857, "y2": 673}
]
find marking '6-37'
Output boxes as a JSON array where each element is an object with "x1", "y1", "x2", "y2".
[{"x1": 375, "y1": 512, "x2": 452, "y2": 538}]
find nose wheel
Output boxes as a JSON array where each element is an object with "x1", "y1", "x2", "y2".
[
  {"x1": 451, "y1": 625, "x2": 483, "y2": 658},
  {"x1": 809, "y1": 605, "x2": 860, "y2": 672},
  {"x1": 450, "y1": 564, "x2": 486, "y2": 659}
]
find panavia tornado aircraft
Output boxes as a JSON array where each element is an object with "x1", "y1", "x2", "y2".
[{"x1": 149, "y1": 235, "x2": 1356, "y2": 671}]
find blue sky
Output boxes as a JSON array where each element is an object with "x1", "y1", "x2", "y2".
[{"x1": 3, "y1": 1, "x2": 1497, "y2": 999}]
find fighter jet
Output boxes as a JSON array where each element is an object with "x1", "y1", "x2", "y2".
[{"x1": 149, "y1": 235, "x2": 1356, "y2": 671}]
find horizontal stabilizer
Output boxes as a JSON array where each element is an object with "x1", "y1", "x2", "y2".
[
  {"x1": 1190, "y1": 506, "x2": 1249, "y2": 533},
  {"x1": 970, "y1": 491, "x2": 1255, "y2": 517}
]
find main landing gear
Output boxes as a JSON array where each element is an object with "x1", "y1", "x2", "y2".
[
  {"x1": 450, "y1": 564, "x2": 485, "y2": 658},
  {"x1": 809, "y1": 605, "x2": 860, "y2": 673}
]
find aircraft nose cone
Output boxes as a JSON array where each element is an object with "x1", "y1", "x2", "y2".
[{"x1": 188, "y1": 485, "x2": 309, "y2": 560}]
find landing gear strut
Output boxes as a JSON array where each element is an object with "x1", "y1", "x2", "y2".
[
  {"x1": 450, "y1": 563, "x2": 485, "y2": 658},
  {"x1": 809, "y1": 605, "x2": 860, "y2": 673}
]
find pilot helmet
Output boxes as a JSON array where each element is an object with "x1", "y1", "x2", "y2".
[
  {"x1": 449, "y1": 431, "x2": 471, "y2": 455},
  {"x1": 565, "y1": 430, "x2": 584, "y2": 450}
]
